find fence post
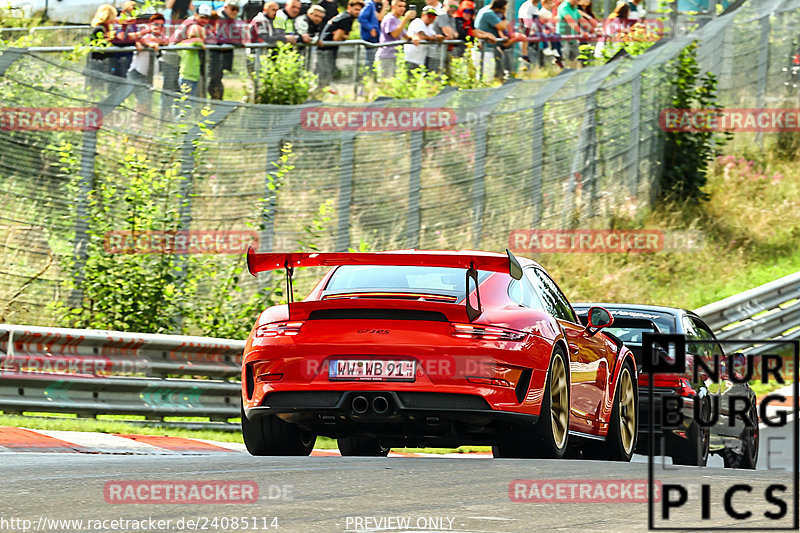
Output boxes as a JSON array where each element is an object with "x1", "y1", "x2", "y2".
[
  {"x1": 470, "y1": 79, "x2": 519, "y2": 248},
  {"x1": 530, "y1": 70, "x2": 577, "y2": 228},
  {"x1": 69, "y1": 83, "x2": 134, "y2": 306},
  {"x1": 627, "y1": 73, "x2": 642, "y2": 198},
  {"x1": 335, "y1": 135, "x2": 355, "y2": 251},
  {"x1": 755, "y1": 14, "x2": 771, "y2": 146},
  {"x1": 406, "y1": 87, "x2": 455, "y2": 248}
]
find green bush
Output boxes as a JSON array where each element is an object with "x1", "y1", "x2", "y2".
[
  {"x1": 369, "y1": 51, "x2": 446, "y2": 99},
  {"x1": 254, "y1": 42, "x2": 317, "y2": 105},
  {"x1": 660, "y1": 41, "x2": 730, "y2": 203}
]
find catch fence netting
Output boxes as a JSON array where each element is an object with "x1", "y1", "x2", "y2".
[{"x1": 1, "y1": 0, "x2": 799, "y2": 332}]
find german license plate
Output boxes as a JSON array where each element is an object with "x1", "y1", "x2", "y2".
[{"x1": 328, "y1": 359, "x2": 415, "y2": 381}]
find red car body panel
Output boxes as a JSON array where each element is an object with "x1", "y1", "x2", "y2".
[{"x1": 241, "y1": 250, "x2": 636, "y2": 446}]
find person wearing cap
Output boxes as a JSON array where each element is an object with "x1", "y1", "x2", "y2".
[
  {"x1": 206, "y1": 0, "x2": 245, "y2": 99},
  {"x1": 404, "y1": 5, "x2": 444, "y2": 71}
]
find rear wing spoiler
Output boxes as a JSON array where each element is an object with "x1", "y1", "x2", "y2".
[{"x1": 245, "y1": 247, "x2": 524, "y2": 321}]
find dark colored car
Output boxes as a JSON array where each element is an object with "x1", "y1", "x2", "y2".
[{"x1": 573, "y1": 303, "x2": 758, "y2": 469}]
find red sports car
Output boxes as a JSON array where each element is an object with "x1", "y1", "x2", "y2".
[{"x1": 241, "y1": 248, "x2": 639, "y2": 460}]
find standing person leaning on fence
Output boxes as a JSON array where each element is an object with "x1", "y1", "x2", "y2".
[
  {"x1": 359, "y1": 0, "x2": 389, "y2": 69},
  {"x1": 208, "y1": 0, "x2": 247, "y2": 99},
  {"x1": 275, "y1": 0, "x2": 311, "y2": 44},
  {"x1": 376, "y1": 0, "x2": 416, "y2": 78},
  {"x1": 431, "y1": 0, "x2": 457, "y2": 68},
  {"x1": 296, "y1": 4, "x2": 326, "y2": 43},
  {"x1": 110, "y1": 1, "x2": 140, "y2": 78},
  {"x1": 128, "y1": 14, "x2": 169, "y2": 115},
  {"x1": 178, "y1": 23, "x2": 207, "y2": 95},
  {"x1": 474, "y1": 0, "x2": 521, "y2": 80},
  {"x1": 250, "y1": 2, "x2": 282, "y2": 43},
  {"x1": 404, "y1": 6, "x2": 444, "y2": 71},
  {"x1": 557, "y1": 0, "x2": 587, "y2": 63},
  {"x1": 318, "y1": 0, "x2": 365, "y2": 85},
  {"x1": 88, "y1": 4, "x2": 118, "y2": 88},
  {"x1": 163, "y1": 5, "x2": 212, "y2": 100}
]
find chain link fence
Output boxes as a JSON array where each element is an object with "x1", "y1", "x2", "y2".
[{"x1": 0, "y1": 0, "x2": 798, "y2": 330}]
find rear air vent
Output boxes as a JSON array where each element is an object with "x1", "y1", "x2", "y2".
[{"x1": 308, "y1": 308, "x2": 448, "y2": 322}]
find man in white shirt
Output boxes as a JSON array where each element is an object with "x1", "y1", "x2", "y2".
[{"x1": 404, "y1": 6, "x2": 444, "y2": 70}]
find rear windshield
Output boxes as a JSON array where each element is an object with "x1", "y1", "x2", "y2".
[{"x1": 324, "y1": 265, "x2": 491, "y2": 298}]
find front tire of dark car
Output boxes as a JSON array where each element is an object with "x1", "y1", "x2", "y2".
[
  {"x1": 722, "y1": 402, "x2": 758, "y2": 469},
  {"x1": 337, "y1": 438, "x2": 391, "y2": 457},
  {"x1": 241, "y1": 406, "x2": 316, "y2": 456}
]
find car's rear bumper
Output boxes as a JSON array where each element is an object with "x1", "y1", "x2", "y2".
[{"x1": 245, "y1": 390, "x2": 539, "y2": 447}]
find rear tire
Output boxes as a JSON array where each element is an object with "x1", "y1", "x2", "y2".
[
  {"x1": 241, "y1": 406, "x2": 315, "y2": 456},
  {"x1": 493, "y1": 347, "x2": 569, "y2": 459},
  {"x1": 337, "y1": 438, "x2": 390, "y2": 457}
]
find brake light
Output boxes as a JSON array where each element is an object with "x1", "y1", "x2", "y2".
[
  {"x1": 451, "y1": 323, "x2": 526, "y2": 341},
  {"x1": 794, "y1": 53, "x2": 800, "y2": 65},
  {"x1": 255, "y1": 321, "x2": 303, "y2": 337}
]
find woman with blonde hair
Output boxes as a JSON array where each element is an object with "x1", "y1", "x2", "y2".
[{"x1": 88, "y1": 4, "x2": 118, "y2": 88}]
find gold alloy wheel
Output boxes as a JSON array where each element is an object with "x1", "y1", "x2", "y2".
[
  {"x1": 550, "y1": 356, "x2": 568, "y2": 448},
  {"x1": 618, "y1": 367, "x2": 636, "y2": 455}
]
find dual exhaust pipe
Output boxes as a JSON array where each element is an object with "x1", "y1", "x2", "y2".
[{"x1": 351, "y1": 395, "x2": 390, "y2": 415}]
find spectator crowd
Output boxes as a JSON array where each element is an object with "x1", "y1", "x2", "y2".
[{"x1": 86, "y1": 0, "x2": 653, "y2": 102}]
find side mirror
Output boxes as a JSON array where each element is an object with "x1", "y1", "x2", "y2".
[{"x1": 586, "y1": 306, "x2": 613, "y2": 336}]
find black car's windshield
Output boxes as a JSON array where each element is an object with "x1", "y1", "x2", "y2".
[
  {"x1": 324, "y1": 265, "x2": 491, "y2": 298},
  {"x1": 574, "y1": 307, "x2": 677, "y2": 344}
]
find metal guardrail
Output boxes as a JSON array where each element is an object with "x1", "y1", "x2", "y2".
[
  {"x1": 694, "y1": 271, "x2": 800, "y2": 356},
  {"x1": 0, "y1": 324, "x2": 244, "y2": 423}
]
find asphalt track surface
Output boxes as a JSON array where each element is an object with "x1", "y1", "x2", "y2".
[{"x1": 1, "y1": 449, "x2": 797, "y2": 533}]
